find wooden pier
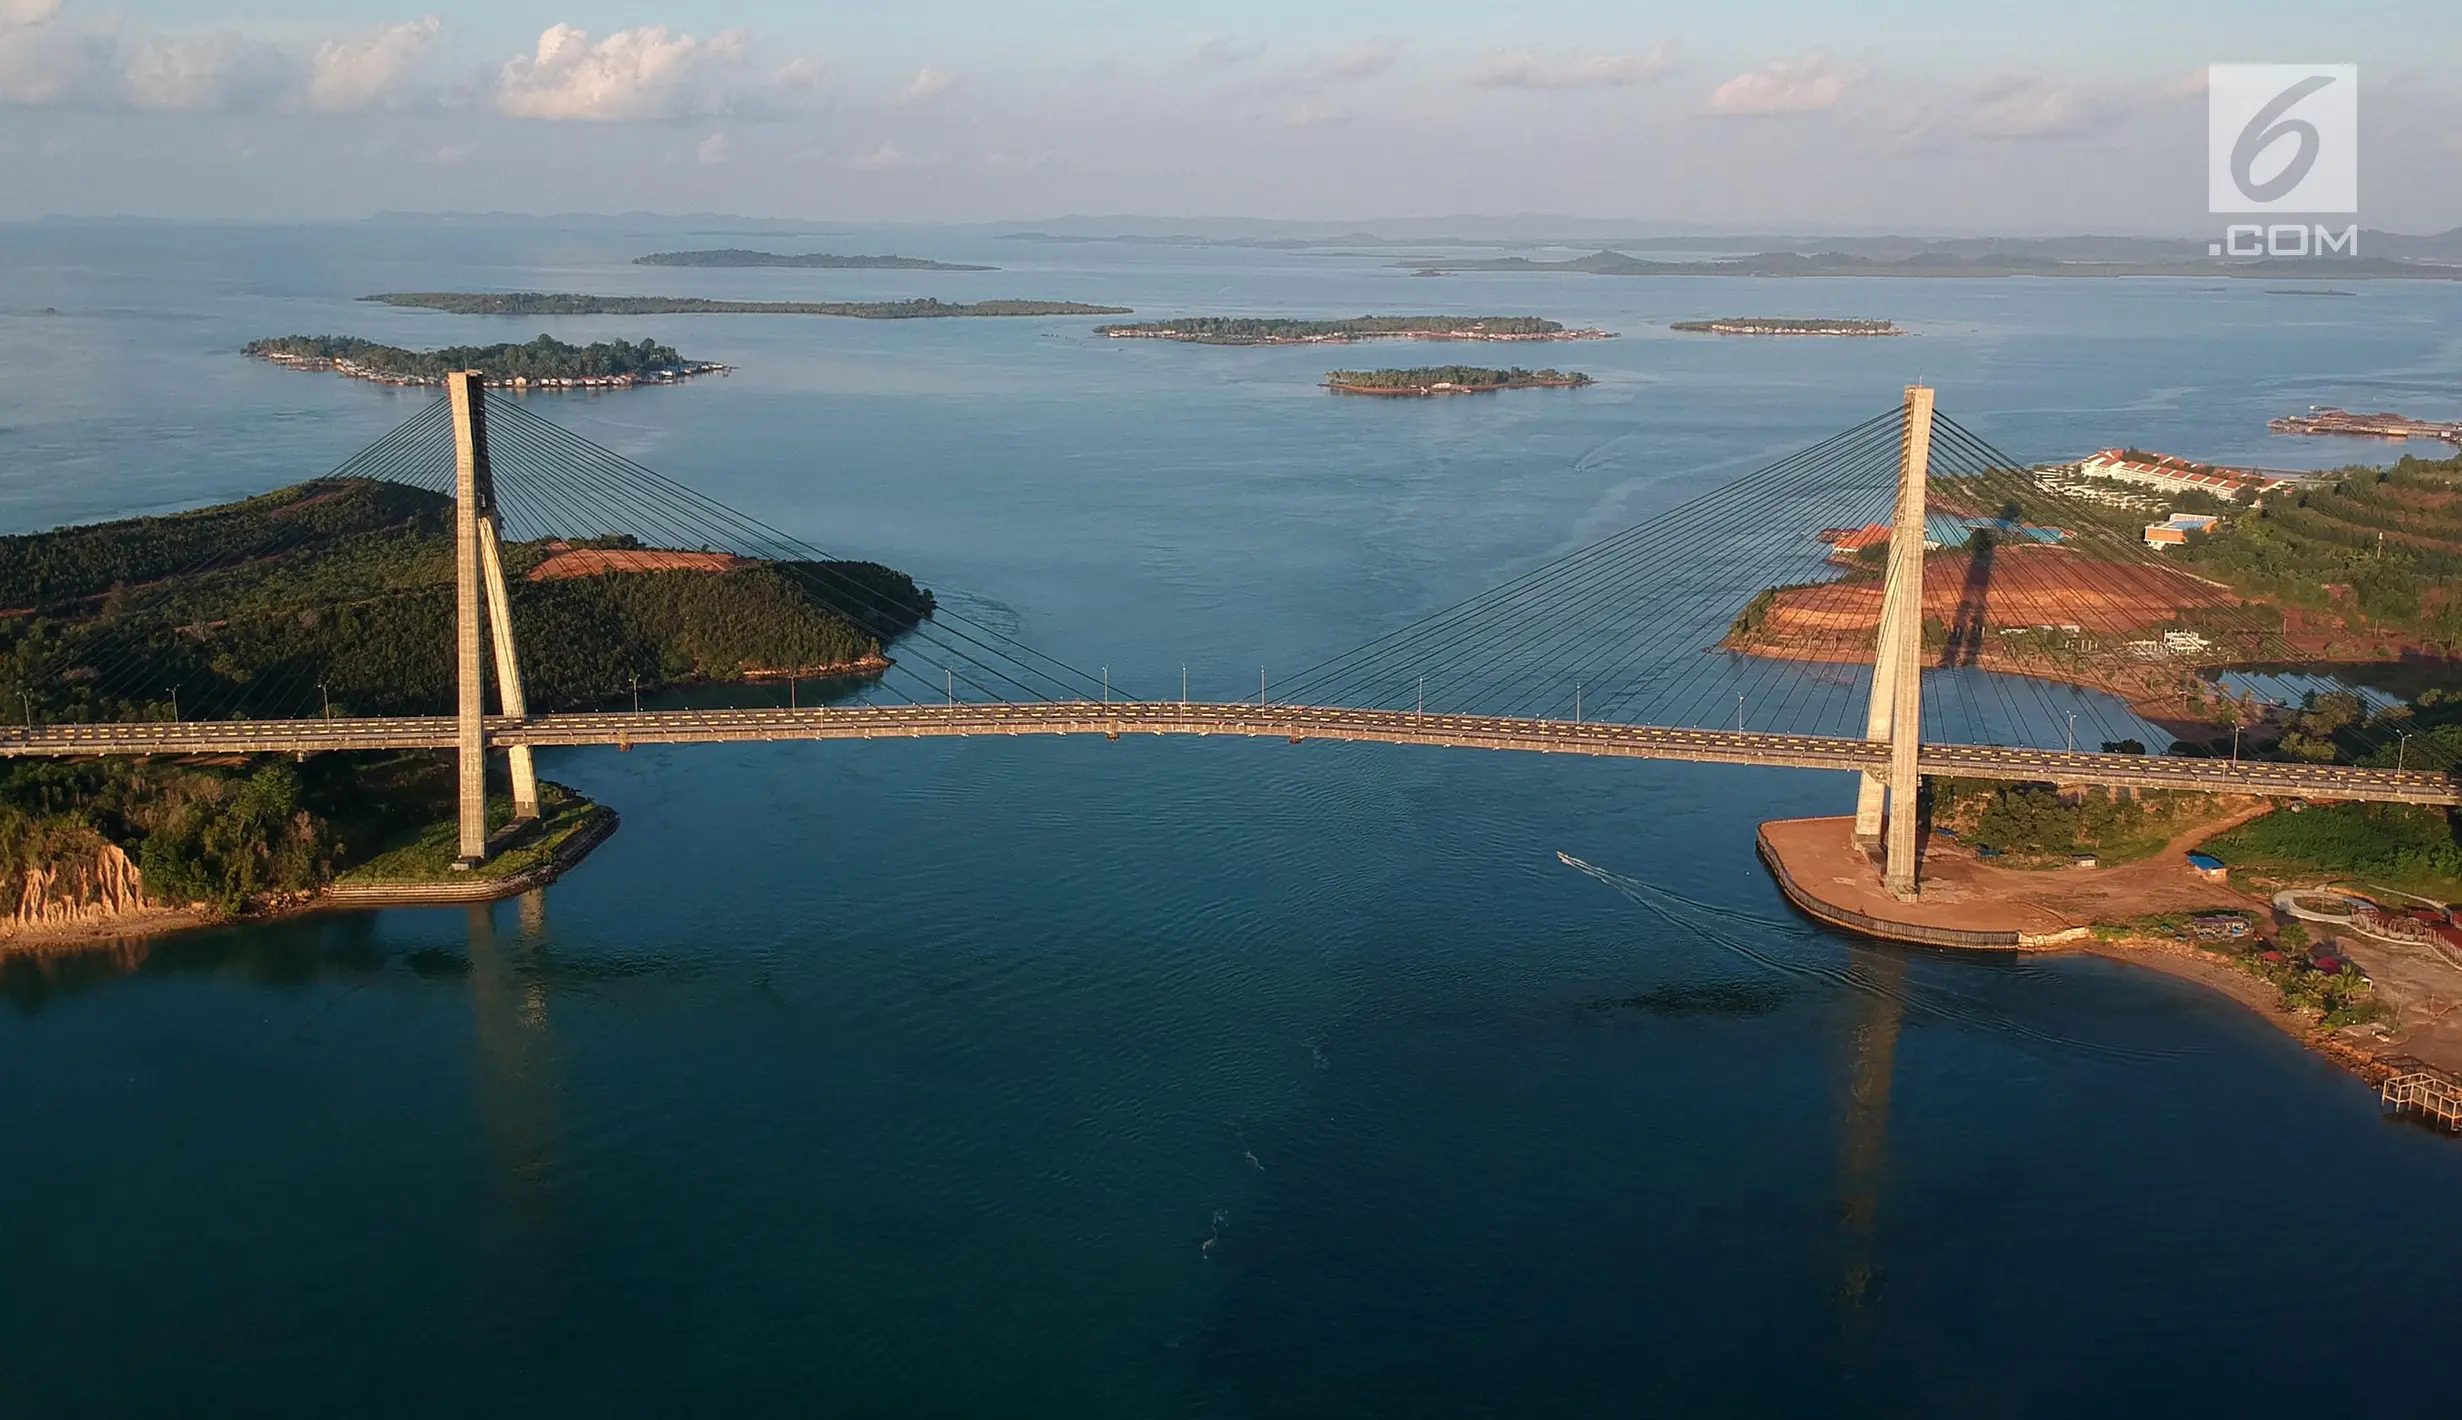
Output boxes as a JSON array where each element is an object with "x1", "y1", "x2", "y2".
[{"x1": 2380, "y1": 1069, "x2": 2462, "y2": 1132}]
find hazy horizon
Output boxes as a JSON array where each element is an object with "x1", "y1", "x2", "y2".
[{"x1": 2, "y1": 2, "x2": 2454, "y2": 232}]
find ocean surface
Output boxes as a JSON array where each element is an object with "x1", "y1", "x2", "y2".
[{"x1": 4, "y1": 220, "x2": 2462, "y2": 1417}]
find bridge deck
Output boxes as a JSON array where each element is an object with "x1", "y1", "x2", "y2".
[{"x1": 2, "y1": 702, "x2": 2451, "y2": 805}]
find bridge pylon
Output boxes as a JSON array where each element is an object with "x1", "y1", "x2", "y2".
[
  {"x1": 1853, "y1": 386, "x2": 1935, "y2": 900},
  {"x1": 448, "y1": 371, "x2": 539, "y2": 869}
]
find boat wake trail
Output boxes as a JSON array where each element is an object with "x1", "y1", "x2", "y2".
[{"x1": 1555, "y1": 852, "x2": 2180, "y2": 1062}]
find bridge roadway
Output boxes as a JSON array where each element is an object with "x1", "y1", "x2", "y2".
[{"x1": 3, "y1": 701, "x2": 2453, "y2": 805}]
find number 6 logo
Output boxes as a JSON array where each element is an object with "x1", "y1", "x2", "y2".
[{"x1": 2208, "y1": 65, "x2": 2357, "y2": 215}]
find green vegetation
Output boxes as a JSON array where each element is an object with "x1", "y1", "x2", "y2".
[
  {"x1": 1670, "y1": 317, "x2": 1897, "y2": 335},
  {"x1": 1324, "y1": 365, "x2": 1591, "y2": 393},
  {"x1": 1931, "y1": 778, "x2": 2234, "y2": 867},
  {"x1": 336, "y1": 780, "x2": 606, "y2": 885},
  {"x1": 364, "y1": 293, "x2": 1130, "y2": 319},
  {"x1": 2202, "y1": 802, "x2": 2462, "y2": 901},
  {"x1": 634, "y1": 249, "x2": 995, "y2": 270},
  {"x1": 0, "y1": 478, "x2": 932, "y2": 724},
  {"x1": 1, "y1": 752, "x2": 610, "y2": 921},
  {"x1": 246, "y1": 334, "x2": 714, "y2": 384},
  {"x1": 2173, "y1": 451, "x2": 2462, "y2": 645},
  {"x1": 1096, "y1": 315, "x2": 1592, "y2": 344},
  {"x1": 2106, "y1": 908, "x2": 2383, "y2": 1027}
]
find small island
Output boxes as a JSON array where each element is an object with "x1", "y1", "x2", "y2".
[
  {"x1": 635, "y1": 249, "x2": 995, "y2": 270},
  {"x1": 247, "y1": 334, "x2": 726, "y2": 389},
  {"x1": 364, "y1": 293, "x2": 1132, "y2": 320},
  {"x1": 1325, "y1": 365, "x2": 1593, "y2": 396},
  {"x1": 1094, "y1": 315, "x2": 1613, "y2": 345},
  {"x1": 1671, "y1": 317, "x2": 1900, "y2": 336}
]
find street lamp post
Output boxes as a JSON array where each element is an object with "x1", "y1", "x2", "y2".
[
  {"x1": 319, "y1": 682, "x2": 331, "y2": 720},
  {"x1": 2066, "y1": 711, "x2": 2076, "y2": 753},
  {"x1": 1736, "y1": 693, "x2": 1745, "y2": 734},
  {"x1": 2400, "y1": 730, "x2": 2412, "y2": 772},
  {"x1": 167, "y1": 687, "x2": 178, "y2": 724}
]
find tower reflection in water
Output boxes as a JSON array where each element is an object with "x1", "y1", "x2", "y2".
[
  {"x1": 465, "y1": 890, "x2": 561, "y2": 1224},
  {"x1": 1837, "y1": 941, "x2": 1907, "y2": 1318}
]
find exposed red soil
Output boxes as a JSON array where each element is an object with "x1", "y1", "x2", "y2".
[{"x1": 526, "y1": 547, "x2": 747, "y2": 581}]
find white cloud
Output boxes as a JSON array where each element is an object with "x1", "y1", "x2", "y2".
[
  {"x1": 898, "y1": 65, "x2": 953, "y2": 105},
  {"x1": 496, "y1": 23, "x2": 748, "y2": 121},
  {"x1": 1471, "y1": 43, "x2": 1678, "y2": 90},
  {"x1": 1704, "y1": 51, "x2": 1854, "y2": 116},
  {"x1": 1314, "y1": 37, "x2": 1404, "y2": 83},
  {"x1": 697, "y1": 130, "x2": 728, "y2": 165},
  {"x1": 854, "y1": 140, "x2": 909, "y2": 171},
  {"x1": 0, "y1": 0, "x2": 107, "y2": 106},
  {"x1": 117, "y1": 30, "x2": 289, "y2": 111},
  {"x1": 421, "y1": 141, "x2": 474, "y2": 165},
  {"x1": 307, "y1": 16, "x2": 439, "y2": 113},
  {"x1": 1, "y1": 5, "x2": 439, "y2": 112},
  {"x1": 1963, "y1": 76, "x2": 2104, "y2": 139},
  {"x1": 775, "y1": 54, "x2": 826, "y2": 90}
]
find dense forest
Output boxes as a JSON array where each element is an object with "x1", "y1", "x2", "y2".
[
  {"x1": 246, "y1": 334, "x2": 714, "y2": 383},
  {"x1": 633, "y1": 249, "x2": 996, "y2": 270},
  {"x1": 1095, "y1": 315, "x2": 1585, "y2": 344},
  {"x1": 1324, "y1": 365, "x2": 1591, "y2": 391},
  {"x1": 0, "y1": 478, "x2": 934, "y2": 724},
  {"x1": 365, "y1": 293, "x2": 1131, "y2": 319}
]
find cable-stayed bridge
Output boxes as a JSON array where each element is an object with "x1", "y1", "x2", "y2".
[{"x1": 5, "y1": 378, "x2": 2452, "y2": 900}]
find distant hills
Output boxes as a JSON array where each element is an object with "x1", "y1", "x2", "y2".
[
  {"x1": 1403, "y1": 246, "x2": 2462, "y2": 281},
  {"x1": 637, "y1": 249, "x2": 995, "y2": 270}
]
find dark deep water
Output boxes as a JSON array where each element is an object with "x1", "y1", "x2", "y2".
[{"x1": 4, "y1": 221, "x2": 2462, "y2": 1416}]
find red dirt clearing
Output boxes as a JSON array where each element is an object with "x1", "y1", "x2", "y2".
[
  {"x1": 1751, "y1": 547, "x2": 2241, "y2": 645},
  {"x1": 526, "y1": 547, "x2": 747, "y2": 581}
]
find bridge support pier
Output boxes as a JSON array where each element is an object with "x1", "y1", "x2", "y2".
[
  {"x1": 448, "y1": 371, "x2": 536, "y2": 869},
  {"x1": 1860, "y1": 385, "x2": 1934, "y2": 901}
]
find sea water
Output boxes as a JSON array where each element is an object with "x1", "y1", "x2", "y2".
[{"x1": 3, "y1": 221, "x2": 2461, "y2": 1416}]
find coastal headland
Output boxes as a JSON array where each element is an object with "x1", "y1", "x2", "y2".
[
  {"x1": 633, "y1": 249, "x2": 996, "y2": 270},
  {"x1": 365, "y1": 292, "x2": 1132, "y2": 319},
  {"x1": 1096, "y1": 315, "x2": 1613, "y2": 345},
  {"x1": 0, "y1": 478, "x2": 937, "y2": 953}
]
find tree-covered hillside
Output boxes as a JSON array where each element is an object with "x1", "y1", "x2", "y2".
[{"x1": 0, "y1": 478, "x2": 934, "y2": 723}]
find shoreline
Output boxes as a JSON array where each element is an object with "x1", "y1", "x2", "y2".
[
  {"x1": 1326, "y1": 378, "x2": 1589, "y2": 397},
  {"x1": 250, "y1": 351, "x2": 730, "y2": 390},
  {"x1": 1, "y1": 804, "x2": 619, "y2": 960},
  {"x1": 1757, "y1": 815, "x2": 2462, "y2": 1108},
  {"x1": 1102, "y1": 329, "x2": 1613, "y2": 346}
]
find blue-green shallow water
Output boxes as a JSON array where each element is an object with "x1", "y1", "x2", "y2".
[{"x1": 5, "y1": 221, "x2": 2462, "y2": 1416}]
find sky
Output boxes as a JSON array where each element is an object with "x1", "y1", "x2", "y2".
[{"x1": 2, "y1": 1, "x2": 2457, "y2": 231}]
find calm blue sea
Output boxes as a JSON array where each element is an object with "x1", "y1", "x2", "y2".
[{"x1": 4, "y1": 220, "x2": 2461, "y2": 1417}]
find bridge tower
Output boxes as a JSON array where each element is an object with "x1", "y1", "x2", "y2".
[
  {"x1": 1851, "y1": 385, "x2": 1936, "y2": 900},
  {"x1": 448, "y1": 371, "x2": 540, "y2": 869}
]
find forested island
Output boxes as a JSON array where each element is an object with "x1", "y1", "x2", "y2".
[
  {"x1": 1095, "y1": 315, "x2": 1613, "y2": 345},
  {"x1": 1325, "y1": 366, "x2": 1592, "y2": 396},
  {"x1": 247, "y1": 334, "x2": 725, "y2": 388},
  {"x1": 1, "y1": 478, "x2": 935, "y2": 936},
  {"x1": 365, "y1": 292, "x2": 1131, "y2": 319},
  {"x1": 635, "y1": 249, "x2": 995, "y2": 270},
  {"x1": 1672, "y1": 317, "x2": 1899, "y2": 336}
]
